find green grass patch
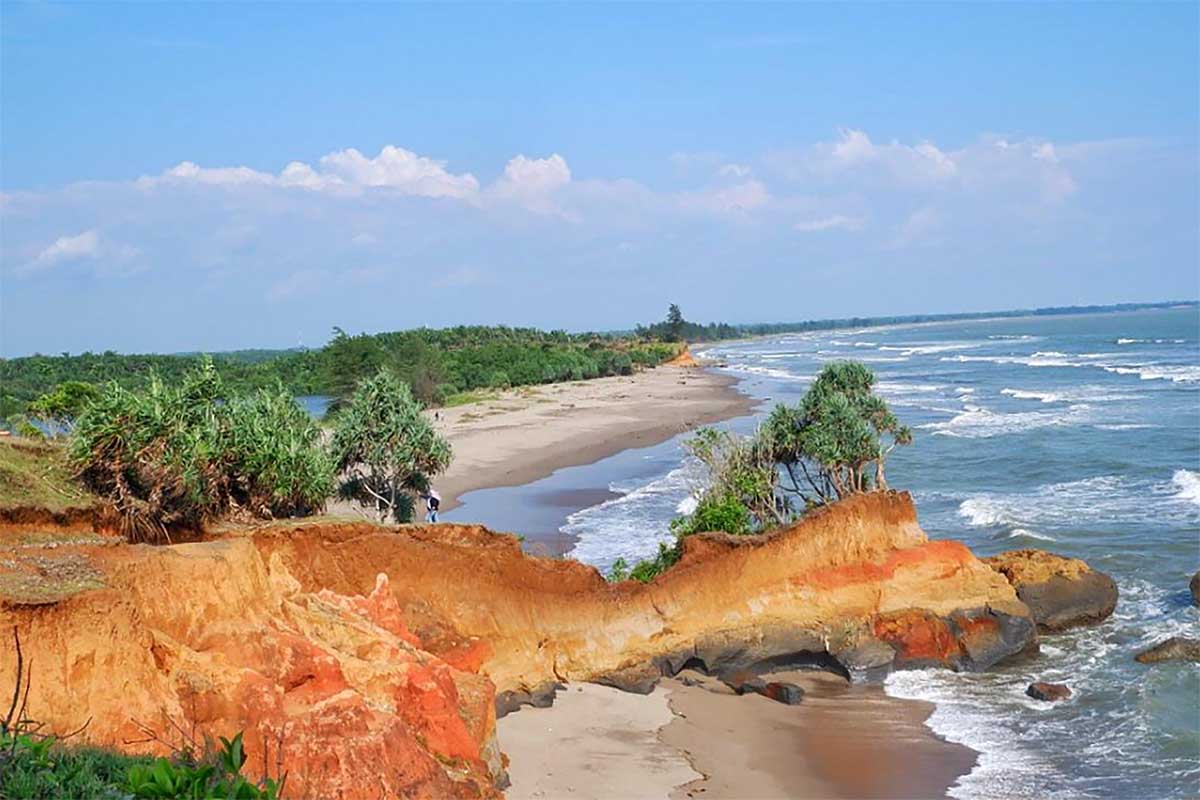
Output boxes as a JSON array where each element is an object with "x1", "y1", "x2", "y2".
[
  {"x1": 442, "y1": 390, "x2": 500, "y2": 408},
  {"x1": 0, "y1": 439, "x2": 94, "y2": 511}
]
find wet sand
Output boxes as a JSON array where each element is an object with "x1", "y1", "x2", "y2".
[{"x1": 499, "y1": 670, "x2": 975, "y2": 800}]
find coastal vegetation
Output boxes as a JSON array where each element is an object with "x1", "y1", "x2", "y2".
[
  {"x1": 330, "y1": 370, "x2": 452, "y2": 523},
  {"x1": 15, "y1": 361, "x2": 454, "y2": 538},
  {"x1": 69, "y1": 360, "x2": 334, "y2": 542},
  {"x1": 611, "y1": 360, "x2": 910, "y2": 583}
]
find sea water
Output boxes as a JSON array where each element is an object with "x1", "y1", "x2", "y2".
[{"x1": 517, "y1": 307, "x2": 1198, "y2": 798}]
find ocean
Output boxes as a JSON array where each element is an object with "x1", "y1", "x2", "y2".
[{"x1": 449, "y1": 306, "x2": 1200, "y2": 798}]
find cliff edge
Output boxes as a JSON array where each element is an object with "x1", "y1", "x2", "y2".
[{"x1": 0, "y1": 491, "x2": 1035, "y2": 797}]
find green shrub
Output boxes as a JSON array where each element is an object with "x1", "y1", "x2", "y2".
[
  {"x1": 670, "y1": 493, "x2": 752, "y2": 537},
  {"x1": 69, "y1": 360, "x2": 333, "y2": 542}
]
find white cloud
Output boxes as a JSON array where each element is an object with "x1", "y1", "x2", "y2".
[
  {"x1": 139, "y1": 145, "x2": 480, "y2": 199},
  {"x1": 487, "y1": 154, "x2": 572, "y2": 214},
  {"x1": 317, "y1": 145, "x2": 479, "y2": 198},
  {"x1": 20, "y1": 229, "x2": 140, "y2": 275},
  {"x1": 31, "y1": 229, "x2": 100, "y2": 267},
  {"x1": 680, "y1": 179, "x2": 771, "y2": 215},
  {"x1": 718, "y1": 163, "x2": 752, "y2": 178},
  {"x1": 794, "y1": 214, "x2": 863, "y2": 233}
]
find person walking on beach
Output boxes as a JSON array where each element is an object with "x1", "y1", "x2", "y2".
[{"x1": 425, "y1": 489, "x2": 441, "y2": 523}]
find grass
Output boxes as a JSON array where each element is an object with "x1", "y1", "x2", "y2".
[
  {"x1": 0, "y1": 438, "x2": 95, "y2": 511},
  {"x1": 0, "y1": 739, "x2": 153, "y2": 800},
  {"x1": 442, "y1": 390, "x2": 500, "y2": 408}
]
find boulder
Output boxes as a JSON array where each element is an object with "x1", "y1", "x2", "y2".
[
  {"x1": 718, "y1": 673, "x2": 804, "y2": 705},
  {"x1": 984, "y1": 550, "x2": 1117, "y2": 631},
  {"x1": 1190, "y1": 571, "x2": 1199, "y2": 606},
  {"x1": 1134, "y1": 637, "x2": 1200, "y2": 664},
  {"x1": 762, "y1": 681, "x2": 805, "y2": 705},
  {"x1": 495, "y1": 681, "x2": 564, "y2": 717},
  {"x1": 1025, "y1": 681, "x2": 1071, "y2": 702}
]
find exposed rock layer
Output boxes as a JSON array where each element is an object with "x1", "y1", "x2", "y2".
[
  {"x1": 0, "y1": 491, "x2": 1035, "y2": 796},
  {"x1": 984, "y1": 549, "x2": 1118, "y2": 632}
]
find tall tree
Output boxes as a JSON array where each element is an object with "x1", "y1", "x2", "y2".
[{"x1": 666, "y1": 303, "x2": 685, "y2": 342}]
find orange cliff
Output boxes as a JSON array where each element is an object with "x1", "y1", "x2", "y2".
[{"x1": 0, "y1": 491, "x2": 1036, "y2": 798}]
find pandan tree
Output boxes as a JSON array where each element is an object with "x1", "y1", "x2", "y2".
[
  {"x1": 764, "y1": 360, "x2": 911, "y2": 504},
  {"x1": 330, "y1": 369, "x2": 452, "y2": 523}
]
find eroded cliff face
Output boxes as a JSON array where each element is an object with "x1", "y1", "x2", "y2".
[{"x1": 0, "y1": 491, "x2": 1034, "y2": 797}]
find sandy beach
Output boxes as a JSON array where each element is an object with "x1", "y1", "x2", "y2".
[
  {"x1": 431, "y1": 365, "x2": 755, "y2": 510},
  {"x1": 499, "y1": 670, "x2": 975, "y2": 800}
]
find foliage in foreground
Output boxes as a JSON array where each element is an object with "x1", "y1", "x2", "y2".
[
  {"x1": 0, "y1": 730, "x2": 280, "y2": 800},
  {"x1": 69, "y1": 360, "x2": 334, "y2": 542},
  {"x1": 329, "y1": 370, "x2": 452, "y2": 523},
  {"x1": 609, "y1": 360, "x2": 911, "y2": 583}
]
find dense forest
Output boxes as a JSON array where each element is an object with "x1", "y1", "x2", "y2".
[{"x1": 0, "y1": 326, "x2": 680, "y2": 420}]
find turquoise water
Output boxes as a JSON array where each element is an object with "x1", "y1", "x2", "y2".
[{"x1": 454, "y1": 307, "x2": 1200, "y2": 798}]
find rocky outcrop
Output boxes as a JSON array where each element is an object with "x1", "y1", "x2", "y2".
[
  {"x1": 1026, "y1": 681, "x2": 1071, "y2": 702},
  {"x1": 0, "y1": 546, "x2": 502, "y2": 799},
  {"x1": 0, "y1": 491, "x2": 1036, "y2": 794},
  {"x1": 1134, "y1": 637, "x2": 1200, "y2": 664},
  {"x1": 1190, "y1": 571, "x2": 1199, "y2": 606},
  {"x1": 984, "y1": 549, "x2": 1118, "y2": 632}
]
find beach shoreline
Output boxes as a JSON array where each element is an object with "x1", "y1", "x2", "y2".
[{"x1": 431, "y1": 365, "x2": 757, "y2": 511}]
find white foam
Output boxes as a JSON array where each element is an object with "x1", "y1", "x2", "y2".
[
  {"x1": 1000, "y1": 386, "x2": 1145, "y2": 404},
  {"x1": 1008, "y1": 528, "x2": 1057, "y2": 541},
  {"x1": 958, "y1": 473, "x2": 1200, "y2": 529},
  {"x1": 922, "y1": 403, "x2": 1092, "y2": 438},
  {"x1": 1116, "y1": 338, "x2": 1187, "y2": 344},
  {"x1": 879, "y1": 342, "x2": 980, "y2": 355},
  {"x1": 564, "y1": 462, "x2": 701, "y2": 569},
  {"x1": 721, "y1": 363, "x2": 811, "y2": 382},
  {"x1": 1171, "y1": 469, "x2": 1200, "y2": 506},
  {"x1": 1101, "y1": 364, "x2": 1200, "y2": 384}
]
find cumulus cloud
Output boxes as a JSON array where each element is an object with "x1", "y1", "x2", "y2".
[
  {"x1": 487, "y1": 154, "x2": 572, "y2": 214},
  {"x1": 139, "y1": 144, "x2": 481, "y2": 199}
]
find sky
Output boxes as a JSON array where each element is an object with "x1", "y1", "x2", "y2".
[{"x1": 1, "y1": 2, "x2": 1197, "y2": 357}]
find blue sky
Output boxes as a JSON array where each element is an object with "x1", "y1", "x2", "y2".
[{"x1": 2, "y1": 2, "x2": 1197, "y2": 356}]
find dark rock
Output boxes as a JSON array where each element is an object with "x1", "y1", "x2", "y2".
[
  {"x1": 762, "y1": 681, "x2": 805, "y2": 705},
  {"x1": 1134, "y1": 637, "x2": 1200, "y2": 664},
  {"x1": 692, "y1": 626, "x2": 828, "y2": 678},
  {"x1": 872, "y1": 606, "x2": 1036, "y2": 672},
  {"x1": 494, "y1": 680, "x2": 564, "y2": 717},
  {"x1": 720, "y1": 672, "x2": 768, "y2": 696},
  {"x1": 1190, "y1": 571, "x2": 1199, "y2": 606},
  {"x1": 951, "y1": 608, "x2": 1040, "y2": 671},
  {"x1": 1017, "y1": 572, "x2": 1119, "y2": 632},
  {"x1": 593, "y1": 661, "x2": 662, "y2": 694},
  {"x1": 984, "y1": 550, "x2": 1118, "y2": 632},
  {"x1": 716, "y1": 672, "x2": 804, "y2": 705},
  {"x1": 1025, "y1": 681, "x2": 1071, "y2": 702},
  {"x1": 831, "y1": 637, "x2": 896, "y2": 671}
]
